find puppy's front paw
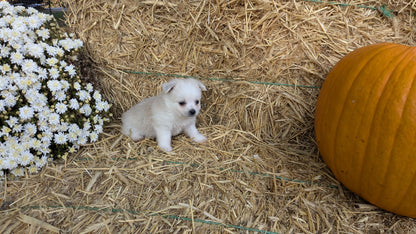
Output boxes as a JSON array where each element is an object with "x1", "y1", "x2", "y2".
[
  {"x1": 192, "y1": 134, "x2": 207, "y2": 143},
  {"x1": 158, "y1": 143, "x2": 172, "y2": 152}
]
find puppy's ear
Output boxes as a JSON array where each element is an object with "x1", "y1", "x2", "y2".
[
  {"x1": 193, "y1": 79, "x2": 207, "y2": 91},
  {"x1": 162, "y1": 80, "x2": 177, "y2": 93}
]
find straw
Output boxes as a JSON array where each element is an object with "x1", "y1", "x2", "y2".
[{"x1": 1, "y1": 0, "x2": 415, "y2": 232}]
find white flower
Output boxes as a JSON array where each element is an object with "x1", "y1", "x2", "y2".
[
  {"x1": 4, "y1": 156, "x2": 17, "y2": 170},
  {"x1": 45, "y1": 45, "x2": 58, "y2": 56},
  {"x1": 24, "y1": 123, "x2": 37, "y2": 136},
  {"x1": 77, "y1": 90, "x2": 90, "y2": 101},
  {"x1": 73, "y1": 82, "x2": 81, "y2": 90},
  {"x1": 80, "y1": 104, "x2": 92, "y2": 116},
  {"x1": 0, "y1": 143, "x2": 7, "y2": 156},
  {"x1": 41, "y1": 130, "x2": 53, "y2": 143},
  {"x1": 3, "y1": 91, "x2": 17, "y2": 107},
  {"x1": 60, "y1": 60, "x2": 67, "y2": 68},
  {"x1": 74, "y1": 39, "x2": 83, "y2": 49},
  {"x1": 89, "y1": 132, "x2": 99, "y2": 142},
  {"x1": 69, "y1": 98, "x2": 80, "y2": 110},
  {"x1": 54, "y1": 132, "x2": 67, "y2": 144},
  {"x1": 38, "y1": 109, "x2": 50, "y2": 121},
  {"x1": 38, "y1": 119, "x2": 49, "y2": 132},
  {"x1": 47, "y1": 80, "x2": 62, "y2": 92},
  {"x1": 0, "y1": 64, "x2": 11, "y2": 74},
  {"x1": 9, "y1": 72, "x2": 21, "y2": 83},
  {"x1": 94, "y1": 124, "x2": 103, "y2": 134},
  {"x1": 37, "y1": 67, "x2": 48, "y2": 80},
  {"x1": 9, "y1": 30, "x2": 21, "y2": 43},
  {"x1": 0, "y1": 44, "x2": 11, "y2": 57},
  {"x1": 59, "y1": 38, "x2": 76, "y2": 51},
  {"x1": 48, "y1": 113, "x2": 60, "y2": 125},
  {"x1": 60, "y1": 80, "x2": 70, "y2": 91},
  {"x1": 59, "y1": 122, "x2": 69, "y2": 132},
  {"x1": 48, "y1": 67, "x2": 60, "y2": 79},
  {"x1": 30, "y1": 96, "x2": 47, "y2": 112},
  {"x1": 68, "y1": 123, "x2": 80, "y2": 132},
  {"x1": 25, "y1": 43, "x2": 44, "y2": 58},
  {"x1": 64, "y1": 64, "x2": 76, "y2": 77},
  {"x1": 67, "y1": 131, "x2": 78, "y2": 143},
  {"x1": 0, "y1": 76, "x2": 10, "y2": 89},
  {"x1": 0, "y1": 28, "x2": 10, "y2": 42},
  {"x1": 35, "y1": 155, "x2": 48, "y2": 168},
  {"x1": 0, "y1": 2, "x2": 10, "y2": 9},
  {"x1": 6, "y1": 116, "x2": 18, "y2": 127},
  {"x1": 11, "y1": 18, "x2": 27, "y2": 32},
  {"x1": 19, "y1": 105, "x2": 34, "y2": 120},
  {"x1": 93, "y1": 91, "x2": 102, "y2": 101},
  {"x1": 77, "y1": 136, "x2": 88, "y2": 145},
  {"x1": 30, "y1": 138, "x2": 41, "y2": 150},
  {"x1": 83, "y1": 121, "x2": 91, "y2": 131},
  {"x1": 1, "y1": 126, "x2": 11, "y2": 137},
  {"x1": 36, "y1": 28, "x2": 49, "y2": 40},
  {"x1": 96, "y1": 101, "x2": 110, "y2": 112},
  {"x1": 55, "y1": 102, "x2": 67, "y2": 114},
  {"x1": 10, "y1": 51, "x2": 24, "y2": 65},
  {"x1": 20, "y1": 150, "x2": 34, "y2": 166},
  {"x1": 16, "y1": 76, "x2": 32, "y2": 90},
  {"x1": 22, "y1": 59, "x2": 38, "y2": 73},
  {"x1": 27, "y1": 15, "x2": 42, "y2": 29},
  {"x1": 46, "y1": 57, "x2": 58, "y2": 67},
  {"x1": 14, "y1": 6, "x2": 25, "y2": 14},
  {"x1": 54, "y1": 91, "x2": 66, "y2": 101},
  {"x1": 11, "y1": 167, "x2": 24, "y2": 177},
  {"x1": 12, "y1": 124, "x2": 22, "y2": 133},
  {"x1": 28, "y1": 164, "x2": 39, "y2": 174},
  {"x1": 86, "y1": 83, "x2": 93, "y2": 92}
]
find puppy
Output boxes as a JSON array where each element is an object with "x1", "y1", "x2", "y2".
[{"x1": 121, "y1": 78, "x2": 207, "y2": 152}]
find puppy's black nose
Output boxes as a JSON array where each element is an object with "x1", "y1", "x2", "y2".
[{"x1": 189, "y1": 109, "x2": 196, "y2": 116}]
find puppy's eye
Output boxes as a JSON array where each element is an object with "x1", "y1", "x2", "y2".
[
  {"x1": 179, "y1": 101, "x2": 186, "y2": 106},
  {"x1": 195, "y1": 100, "x2": 200, "y2": 105}
]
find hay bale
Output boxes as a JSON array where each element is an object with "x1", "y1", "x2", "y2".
[{"x1": 2, "y1": 0, "x2": 416, "y2": 233}]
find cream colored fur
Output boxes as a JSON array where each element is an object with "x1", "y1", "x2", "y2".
[{"x1": 122, "y1": 78, "x2": 207, "y2": 152}]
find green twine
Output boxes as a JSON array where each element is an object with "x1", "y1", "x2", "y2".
[
  {"x1": 20, "y1": 205, "x2": 280, "y2": 234},
  {"x1": 75, "y1": 157, "x2": 338, "y2": 189},
  {"x1": 120, "y1": 70, "x2": 321, "y2": 89},
  {"x1": 119, "y1": 2, "x2": 395, "y2": 88},
  {"x1": 301, "y1": 0, "x2": 394, "y2": 18},
  {"x1": 162, "y1": 160, "x2": 338, "y2": 188}
]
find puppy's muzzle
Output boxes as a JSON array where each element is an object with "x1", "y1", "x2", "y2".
[{"x1": 188, "y1": 109, "x2": 196, "y2": 116}]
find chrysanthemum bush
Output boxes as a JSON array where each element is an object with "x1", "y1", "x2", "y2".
[{"x1": 0, "y1": 2, "x2": 111, "y2": 178}]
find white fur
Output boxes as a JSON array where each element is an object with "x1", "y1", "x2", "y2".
[{"x1": 121, "y1": 78, "x2": 207, "y2": 152}]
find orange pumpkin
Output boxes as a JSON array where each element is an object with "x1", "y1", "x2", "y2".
[{"x1": 315, "y1": 43, "x2": 416, "y2": 218}]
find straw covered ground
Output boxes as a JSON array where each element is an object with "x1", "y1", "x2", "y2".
[{"x1": 1, "y1": 0, "x2": 416, "y2": 233}]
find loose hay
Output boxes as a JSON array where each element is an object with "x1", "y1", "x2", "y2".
[{"x1": 1, "y1": 0, "x2": 416, "y2": 233}]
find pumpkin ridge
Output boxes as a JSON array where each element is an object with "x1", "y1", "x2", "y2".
[
  {"x1": 316, "y1": 43, "x2": 397, "y2": 170},
  {"x1": 330, "y1": 44, "x2": 400, "y2": 183},
  {"x1": 374, "y1": 50, "x2": 416, "y2": 210},
  {"x1": 356, "y1": 45, "x2": 414, "y2": 197},
  {"x1": 354, "y1": 49, "x2": 408, "y2": 192},
  {"x1": 358, "y1": 47, "x2": 415, "y2": 203},
  {"x1": 370, "y1": 49, "x2": 416, "y2": 206}
]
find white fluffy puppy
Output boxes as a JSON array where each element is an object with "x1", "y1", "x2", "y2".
[{"x1": 122, "y1": 78, "x2": 207, "y2": 152}]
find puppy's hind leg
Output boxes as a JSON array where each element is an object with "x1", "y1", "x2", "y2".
[{"x1": 125, "y1": 128, "x2": 144, "y2": 142}]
